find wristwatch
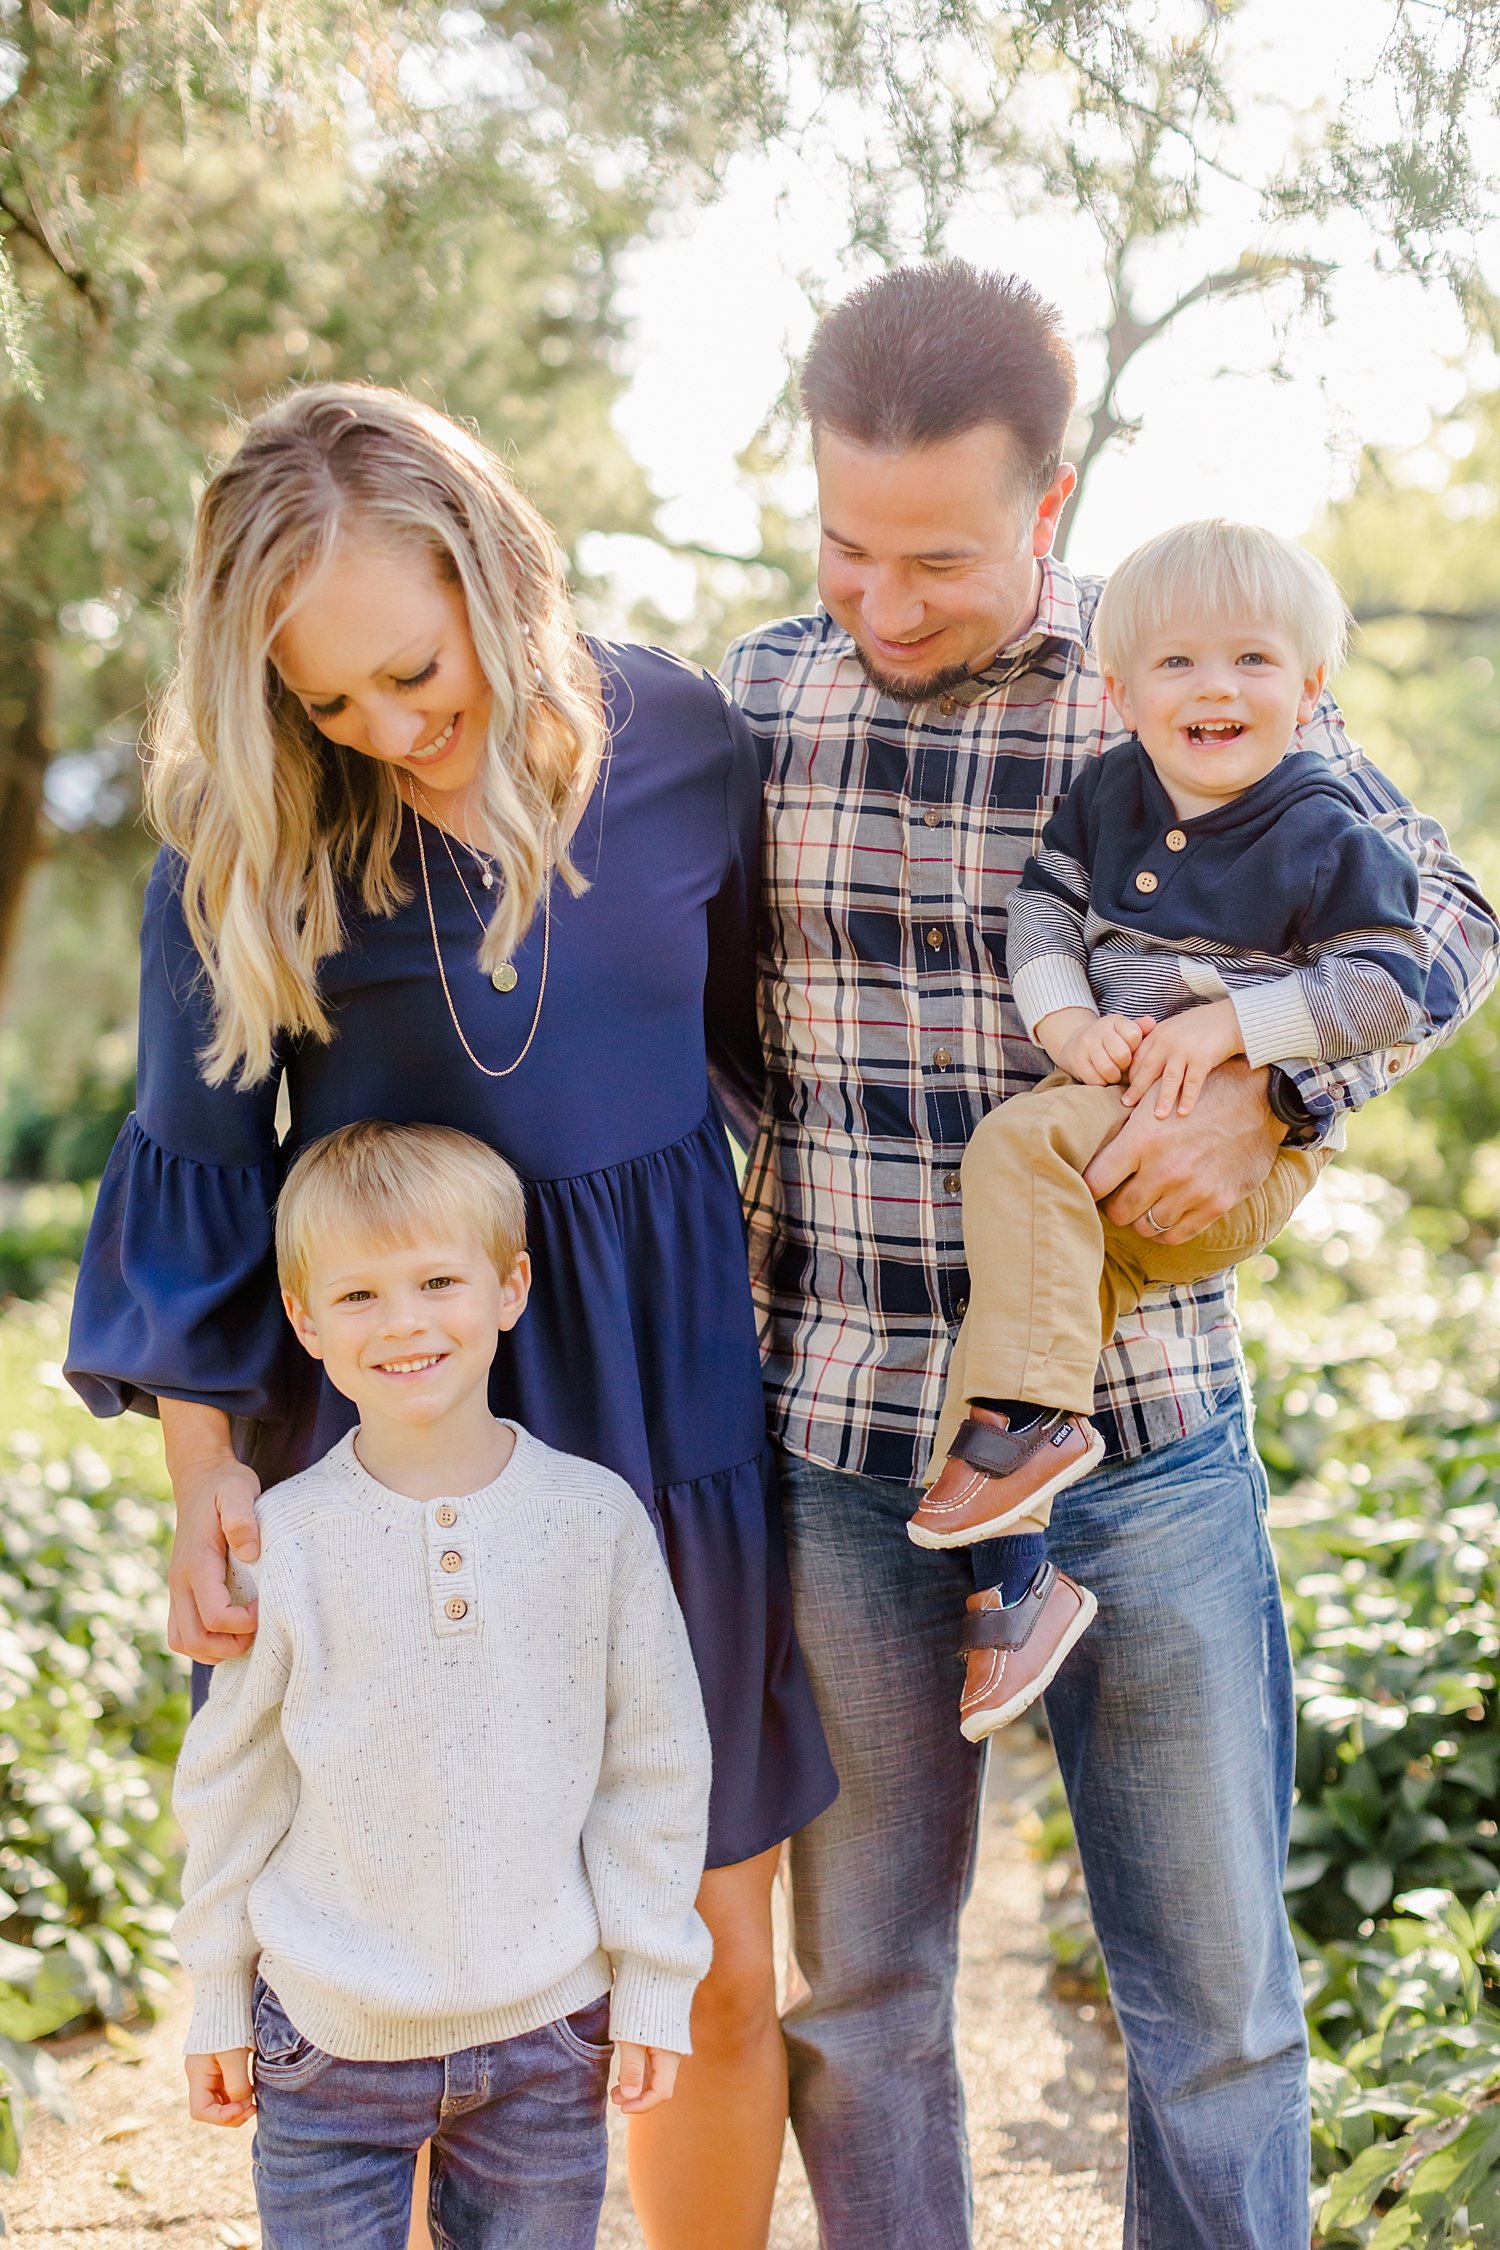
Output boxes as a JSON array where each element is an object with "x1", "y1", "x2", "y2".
[{"x1": 1266, "y1": 1067, "x2": 1323, "y2": 1148}]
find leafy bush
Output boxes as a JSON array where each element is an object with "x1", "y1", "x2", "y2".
[
  {"x1": 0, "y1": 1293, "x2": 183, "y2": 2170},
  {"x1": 0, "y1": 1184, "x2": 96, "y2": 1300}
]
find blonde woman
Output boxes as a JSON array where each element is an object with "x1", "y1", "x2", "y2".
[{"x1": 67, "y1": 385, "x2": 836, "y2": 2249}]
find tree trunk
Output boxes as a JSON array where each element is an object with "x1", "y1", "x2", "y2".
[{"x1": 0, "y1": 619, "x2": 52, "y2": 992}]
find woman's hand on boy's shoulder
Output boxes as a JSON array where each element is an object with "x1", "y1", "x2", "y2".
[
  {"x1": 185, "y1": 2048, "x2": 255, "y2": 2127},
  {"x1": 611, "y1": 2042, "x2": 682, "y2": 2114}
]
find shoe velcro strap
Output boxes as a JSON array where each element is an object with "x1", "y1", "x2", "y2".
[
  {"x1": 949, "y1": 1414, "x2": 1056, "y2": 1479},
  {"x1": 959, "y1": 1563, "x2": 1057, "y2": 1653}
]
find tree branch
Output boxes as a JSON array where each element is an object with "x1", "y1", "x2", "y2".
[{"x1": 0, "y1": 188, "x2": 96, "y2": 307}]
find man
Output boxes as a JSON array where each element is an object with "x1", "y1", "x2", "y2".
[{"x1": 722, "y1": 262, "x2": 1497, "y2": 2250}]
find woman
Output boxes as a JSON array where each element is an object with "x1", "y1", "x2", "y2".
[{"x1": 67, "y1": 384, "x2": 837, "y2": 2248}]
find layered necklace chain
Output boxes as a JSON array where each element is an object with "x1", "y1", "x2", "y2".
[{"x1": 407, "y1": 778, "x2": 550, "y2": 1081}]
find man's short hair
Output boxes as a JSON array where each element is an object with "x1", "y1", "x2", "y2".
[
  {"x1": 276, "y1": 1120, "x2": 527, "y2": 1301},
  {"x1": 1093, "y1": 519, "x2": 1350, "y2": 681},
  {"x1": 800, "y1": 261, "x2": 1077, "y2": 504}
]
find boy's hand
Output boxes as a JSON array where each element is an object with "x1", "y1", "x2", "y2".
[
  {"x1": 186, "y1": 2048, "x2": 255, "y2": 2127},
  {"x1": 1124, "y1": 1000, "x2": 1245, "y2": 1119},
  {"x1": 1054, "y1": 1012, "x2": 1156, "y2": 1087},
  {"x1": 611, "y1": 2042, "x2": 681, "y2": 2115}
]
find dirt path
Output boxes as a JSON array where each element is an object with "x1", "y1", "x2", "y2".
[{"x1": 2, "y1": 1748, "x2": 1125, "y2": 2248}]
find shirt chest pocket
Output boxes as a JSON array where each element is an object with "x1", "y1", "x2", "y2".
[{"x1": 951, "y1": 808, "x2": 1047, "y2": 939}]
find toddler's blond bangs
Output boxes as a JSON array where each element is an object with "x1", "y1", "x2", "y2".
[
  {"x1": 276, "y1": 1121, "x2": 527, "y2": 1302},
  {"x1": 1093, "y1": 519, "x2": 1350, "y2": 682}
]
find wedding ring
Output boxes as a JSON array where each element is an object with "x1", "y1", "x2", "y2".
[{"x1": 1144, "y1": 1205, "x2": 1169, "y2": 1234}]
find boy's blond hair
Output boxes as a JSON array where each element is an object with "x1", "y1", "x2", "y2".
[
  {"x1": 1093, "y1": 519, "x2": 1350, "y2": 681},
  {"x1": 276, "y1": 1120, "x2": 527, "y2": 1302}
]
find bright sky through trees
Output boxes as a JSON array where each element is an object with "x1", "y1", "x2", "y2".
[{"x1": 595, "y1": 0, "x2": 1499, "y2": 623}]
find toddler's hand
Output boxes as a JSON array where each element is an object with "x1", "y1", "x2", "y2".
[
  {"x1": 611, "y1": 2041, "x2": 681, "y2": 2114},
  {"x1": 1059, "y1": 1013, "x2": 1155, "y2": 1086},
  {"x1": 186, "y1": 2048, "x2": 255, "y2": 2127},
  {"x1": 1124, "y1": 1000, "x2": 1245, "y2": 1119}
]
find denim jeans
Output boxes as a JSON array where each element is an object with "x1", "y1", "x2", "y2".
[
  {"x1": 249, "y1": 1979, "x2": 611, "y2": 2250},
  {"x1": 778, "y1": 1394, "x2": 1309, "y2": 2250}
]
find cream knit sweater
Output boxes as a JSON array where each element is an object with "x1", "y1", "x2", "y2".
[{"x1": 173, "y1": 1425, "x2": 713, "y2": 2063}]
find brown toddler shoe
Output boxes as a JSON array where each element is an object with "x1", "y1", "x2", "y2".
[
  {"x1": 908, "y1": 1406, "x2": 1105, "y2": 1548},
  {"x1": 958, "y1": 1564, "x2": 1098, "y2": 1740}
]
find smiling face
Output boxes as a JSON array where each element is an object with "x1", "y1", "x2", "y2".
[
  {"x1": 1105, "y1": 613, "x2": 1326, "y2": 821},
  {"x1": 815, "y1": 424, "x2": 1076, "y2": 703},
  {"x1": 273, "y1": 542, "x2": 493, "y2": 817},
  {"x1": 283, "y1": 1225, "x2": 530, "y2": 1431}
]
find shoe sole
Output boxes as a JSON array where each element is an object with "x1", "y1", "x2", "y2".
[
  {"x1": 907, "y1": 1428, "x2": 1107, "y2": 1549},
  {"x1": 958, "y1": 1584, "x2": 1100, "y2": 1741}
]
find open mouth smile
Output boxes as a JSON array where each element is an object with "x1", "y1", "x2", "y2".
[
  {"x1": 405, "y1": 715, "x2": 460, "y2": 766},
  {"x1": 375, "y1": 1352, "x2": 449, "y2": 1377},
  {"x1": 1184, "y1": 720, "x2": 1247, "y2": 746}
]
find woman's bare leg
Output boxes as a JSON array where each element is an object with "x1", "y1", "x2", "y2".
[{"x1": 627, "y1": 1843, "x2": 786, "y2": 2250}]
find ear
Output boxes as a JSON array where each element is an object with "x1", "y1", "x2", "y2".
[
  {"x1": 1031, "y1": 463, "x2": 1078, "y2": 559},
  {"x1": 1103, "y1": 668, "x2": 1136, "y2": 731},
  {"x1": 1297, "y1": 664, "x2": 1327, "y2": 726},
  {"x1": 495, "y1": 1251, "x2": 532, "y2": 1335},
  {"x1": 282, "y1": 1289, "x2": 327, "y2": 1363}
]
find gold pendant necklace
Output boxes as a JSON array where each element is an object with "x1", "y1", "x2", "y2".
[
  {"x1": 407, "y1": 792, "x2": 548, "y2": 1079},
  {"x1": 409, "y1": 779, "x2": 519, "y2": 993}
]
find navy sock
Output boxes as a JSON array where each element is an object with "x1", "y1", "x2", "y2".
[
  {"x1": 974, "y1": 1396, "x2": 1048, "y2": 1430},
  {"x1": 980, "y1": 1531, "x2": 1048, "y2": 1607}
]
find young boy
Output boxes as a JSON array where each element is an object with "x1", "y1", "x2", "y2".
[
  {"x1": 909, "y1": 520, "x2": 1429, "y2": 1740},
  {"x1": 174, "y1": 1119, "x2": 712, "y2": 2250}
]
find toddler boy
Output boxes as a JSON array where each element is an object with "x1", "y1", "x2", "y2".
[
  {"x1": 175, "y1": 1119, "x2": 712, "y2": 2250},
  {"x1": 909, "y1": 521, "x2": 1429, "y2": 1740}
]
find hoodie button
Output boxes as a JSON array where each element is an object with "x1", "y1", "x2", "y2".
[
  {"x1": 1165, "y1": 829, "x2": 1187, "y2": 852},
  {"x1": 1135, "y1": 870, "x2": 1159, "y2": 894}
]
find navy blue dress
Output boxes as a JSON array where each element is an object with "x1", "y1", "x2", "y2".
[{"x1": 67, "y1": 644, "x2": 837, "y2": 1867}]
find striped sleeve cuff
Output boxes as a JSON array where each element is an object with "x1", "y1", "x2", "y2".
[
  {"x1": 1229, "y1": 974, "x2": 1323, "y2": 1067},
  {"x1": 1012, "y1": 955, "x2": 1099, "y2": 1041}
]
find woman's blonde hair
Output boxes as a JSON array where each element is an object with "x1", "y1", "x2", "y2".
[
  {"x1": 275, "y1": 1119, "x2": 527, "y2": 1304},
  {"x1": 147, "y1": 383, "x2": 605, "y2": 1086},
  {"x1": 1093, "y1": 519, "x2": 1350, "y2": 682}
]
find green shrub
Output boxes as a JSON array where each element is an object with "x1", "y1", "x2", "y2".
[{"x1": 0, "y1": 1292, "x2": 183, "y2": 2169}]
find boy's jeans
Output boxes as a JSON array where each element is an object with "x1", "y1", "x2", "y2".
[
  {"x1": 249, "y1": 1979, "x2": 611, "y2": 2250},
  {"x1": 778, "y1": 1395, "x2": 1310, "y2": 2250}
]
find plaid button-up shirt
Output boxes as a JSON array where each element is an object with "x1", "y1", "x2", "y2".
[{"x1": 723, "y1": 560, "x2": 1499, "y2": 1484}]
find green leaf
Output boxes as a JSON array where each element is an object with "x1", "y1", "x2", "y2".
[
  {"x1": 1346, "y1": 1860, "x2": 1397, "y2": 1915},
  {"x1": 1320, "y1": 2136, "x2": 1409, "y2": 2227}
]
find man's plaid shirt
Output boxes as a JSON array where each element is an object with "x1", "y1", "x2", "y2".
[{"x1": 723, "y1": 561, "x2": 1499, "y2": 1485}]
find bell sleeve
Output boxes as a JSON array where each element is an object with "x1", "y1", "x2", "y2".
[{"x1": 65, "y1": 850, "x2": 291, "y2": 1424}]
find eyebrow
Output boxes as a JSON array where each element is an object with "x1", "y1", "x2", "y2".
[
  {"x1": 821, "y1": 525, "x2": 982, "y2": 564},
  {"x1": 278, "y1": 636, "x2": 437, "y2": 700}
]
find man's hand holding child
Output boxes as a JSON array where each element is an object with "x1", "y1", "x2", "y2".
[
  {"x1": 611, "y1": 2041, "x2": 682, "y2": 2115},
  {"x1": 186, "y1": 2049, "x2": 255, "y2": 2127}
]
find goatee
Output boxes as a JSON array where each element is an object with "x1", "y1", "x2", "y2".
[{"x1": 850, "y1": 645, "x2": 975, "y2": 707}]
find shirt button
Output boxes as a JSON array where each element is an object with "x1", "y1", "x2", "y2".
[
  {"x1": 926, "y1": 927, "x2": 944, "y2": 951},
  {"x1": 933, "y1": 1048, "x2": 953, "y2": 1070},
  {"x1": 1135, "y1": 869, "x2": 1159, "y2": 894},
  {"x1": 923, "y1": 808, "x2": 941, "y2": 828},
  {"x1": 943, "y1": 1171, "x2": 962, "y2": 1195},
  {"x1": 440, "y1": 1550, "x2": 464, "y2": 1573},
  {"x1": 1165, "y1": 828, "x2": 1187, "y2": 852},
  {"x1": 444, "y1": 1596, "x2": 469, "y2": 1621},
  {"x1": 434, "y1": 1505, "x2": 457, "y2": 1528},
  {"x1": 954, "y1": 1296, "x2": 969, "y2": 1318},
  {"x1": 939, "y1": 695, "x2": 958, "y2": 716}
]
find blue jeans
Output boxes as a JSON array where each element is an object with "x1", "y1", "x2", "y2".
[
  {"x1": 249, "y1": 1979, "x2": 611, "y2": 2250},
  {"x1": 778, "y1": 1395, "x2": 1309, "y2": 2250}
]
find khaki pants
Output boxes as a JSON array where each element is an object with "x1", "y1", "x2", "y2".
[{"x1": 929, "y1": 1072, "x2": 1327, "y2": 1520}]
